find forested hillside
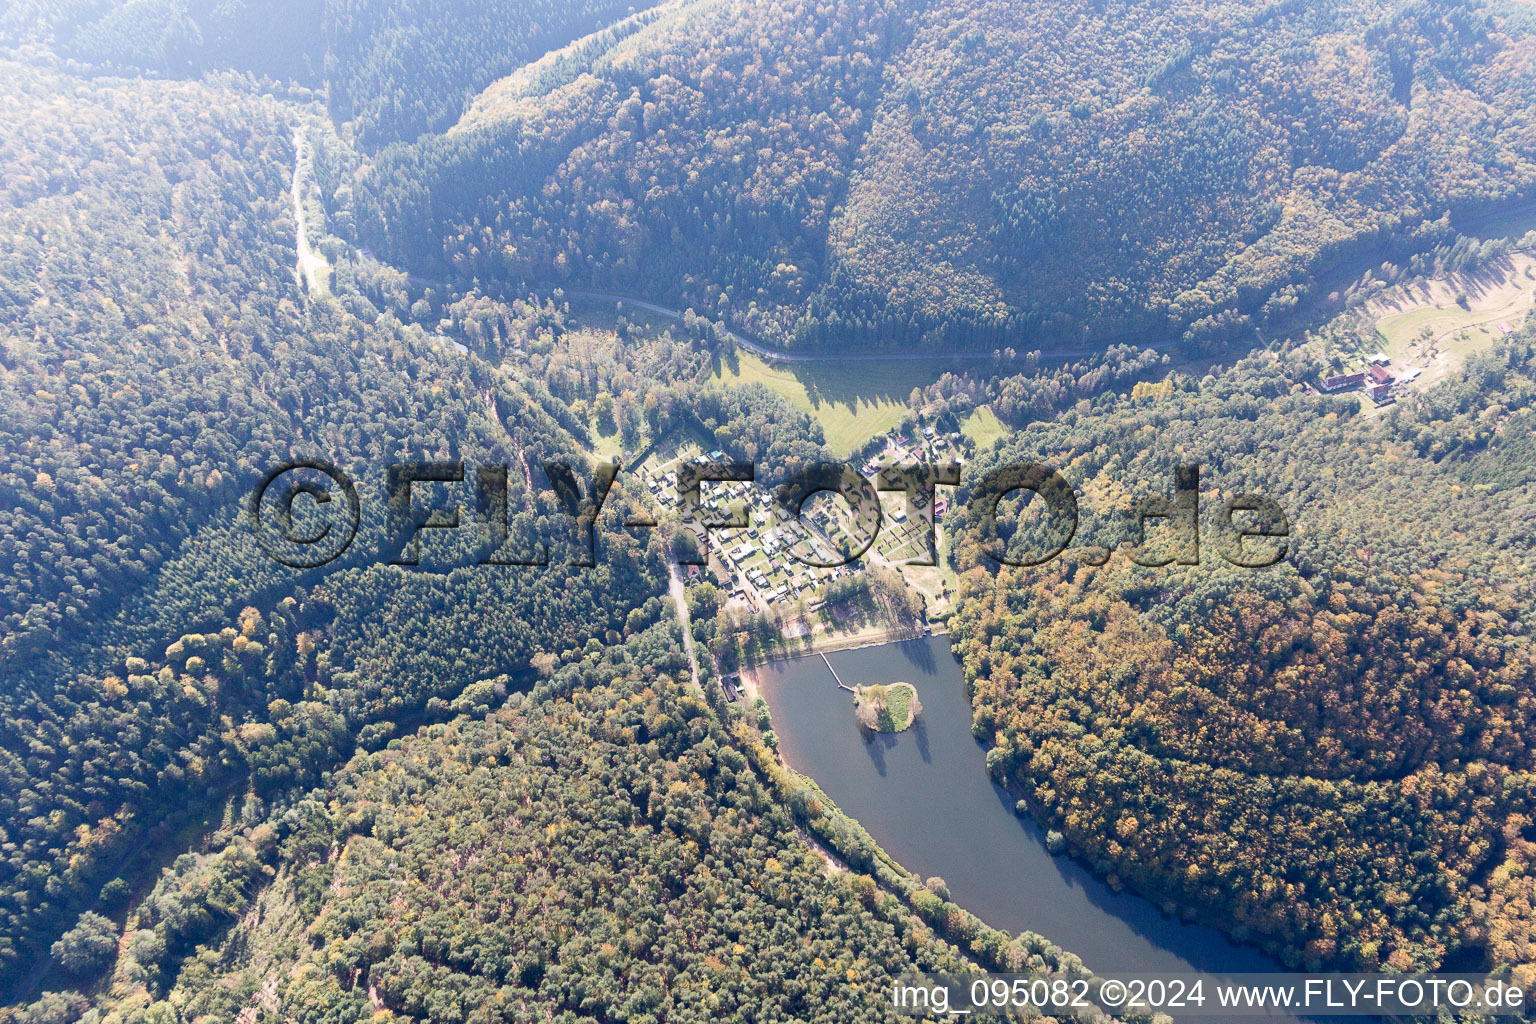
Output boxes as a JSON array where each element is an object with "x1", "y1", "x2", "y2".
[
  {"x1": 0, "y1": 59, "x2": 309, "y2": 666},
  {"x1": 823, "y1": 0, "x2": 1536, "y2": 350},
  {"x1": 950, "y1": 337, "x2": 1536, "y2": 975},
  {"x1": 0, "y1": 0, "x2": 662, "y2": 148},
  {"x1": 0, "y1": 34, "x2": 957, "y2": 1017},
  {"x1": 16, "y1": 0, "x2": 1533, "y2": 353},
  {"x1": 22, "y1": 642, "x2": 1017, "y2": 1024},
  {"x1": 6, "y1": 1, "x2": 1536, "y2": 1019},
  {"x1": 354, "y1": 0, "x2": 901, "y2": 319},
  {"x1": 326, "y1": 0, "x2": 670, "y2": 148},
  {"x1": 0, "y1": 0, "x2": 325, "y2": 80},
  {"x1": 0, "y1": 55, "x2": 677, "y2": 988},
  {"x1": 353, "y1": 0, "x2": 1536, "y2": 352}
]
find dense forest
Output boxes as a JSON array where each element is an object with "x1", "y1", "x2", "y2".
[
  {"x1": 0, "y1": 0, "x2": 325, "y2": 81},
  {"x1": 0, "y1": 55, "x2": 682, "y2": 995},
  {"x1": 5, "y1": 0, "x2": 1536, "y2": 1019},
  {"x1": 0, "y1": 33, "x2": 997, "y2": 1020},
  {"x1": 820, "y1": 0, "x2": 1536, "y2": 349},
  {"x1": 326, "y1": 0, "x2": 670, "y2": 149},
  {"x1": 0, "y1": 0, "x2": 663, "y2": 147},
  {"x1": 345, "y1": 0, "x2": 1536, "y2": 352},
  {"x1": 12, "y1": 1, "x2": 1534, "y2": 353},
  {"x1": 9, "y1": 632, "x2": 1094, "y2": 1024},
  {"x1": 950, "y1": 335, "x2": 1536, "y2": 976}
]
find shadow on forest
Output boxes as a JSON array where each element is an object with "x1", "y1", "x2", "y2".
[
  {"x1": 1390, "y1": 251, "x2": 1529, "y2": 309},
  {"x1": 787, "y1": 359, "x2": 969, "y2": 415},
  {"x1": 708, "y1": 350, "x2": 969, "y2": 415}
]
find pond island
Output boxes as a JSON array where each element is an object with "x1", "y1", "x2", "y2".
[{"x1": 853, "y1": 682, "x2": 922, "y2": 733}]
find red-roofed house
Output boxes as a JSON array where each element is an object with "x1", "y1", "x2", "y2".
[{"x1": 1320, "y1": 371, "x2": 1366, "y2": 392}]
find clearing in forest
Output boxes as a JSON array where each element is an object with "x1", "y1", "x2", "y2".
[
  {"x1": 711, "y1": 351, "x2": 922, "y2": 456},
  {"x1": 1368, "y1": 252, "x2": 1536, "y2": 388}
]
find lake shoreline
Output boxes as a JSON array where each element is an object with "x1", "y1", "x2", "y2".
[
  {"x1": 739, "y1": 621, "x2": 945, "y2": 703},
  {"x1": 753, "y1": 633, "x2": 1326, "y2": 1019}
]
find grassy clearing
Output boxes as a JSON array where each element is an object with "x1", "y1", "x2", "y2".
[
  {"x1": 568, "y1": 296, "x2": 681, "y2": 337},
  {"x1": 297, "y1": 247, "x2": 330, "y2": 297},
  {"x1": 711, "y1": 352, "x2": 933, "y2": 456},
  {"x1": 1376, "y1": 304, "x2": 1505, "y2": 352},
  {"x1": 587, "y1": 424, "x2": 624, "y2": 461},
  {"x1": 960, "y1": 407, "x2": 1008, "y2": 451},
  {"x1": 291, "y1": 128, "x2": 331, "y2": 297},
  {"x1": 1363, "y1": 253, "x2": 1536, "y2": 387},
  {"x1": 899, "y1": 562, "x2": 957, "y2": 622},
  {"x1": 885, "y1": 682, "x2": 917, "y2": 730},
  {"x1": 569, "y1": 299, "x2": 1011, "y2": 461}
]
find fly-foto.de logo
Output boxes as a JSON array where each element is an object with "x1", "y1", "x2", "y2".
[{"x1": 250, "y1": 459, "x2": 1289, "y2": 571}]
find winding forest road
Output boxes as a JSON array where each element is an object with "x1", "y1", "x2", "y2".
[
  {"x1": 566, "y1": 192, "x2": 1536, "y2": 365},
  {"x1": 668, "y1": 565, "x2": 703, "y2": 692},
  {"x1": 291, "y1": 127, "x2": 330, "y2": 295},
  {"x1": 567, "y1": 290, "x2": 1178, "y2": 364},
  {"x1": 571, "y1": 291, "x2": 839, "y2": 363}
]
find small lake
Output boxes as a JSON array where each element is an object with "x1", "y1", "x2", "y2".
[{"x1": 759, "y1": 634, "x2": 1336, "y2": 1018}]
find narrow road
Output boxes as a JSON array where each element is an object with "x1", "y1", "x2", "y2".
[
  {"x1": 291, "y1": 126, "x2": 330, "y2": 295},
  {"x1": 403, "y1": 198, "x2": 1536, "y2": 368},
  {"x1": 571, "y1": 290, "x2": 820, "y2": 363},
  {"x1": 568, "y1": 290, "x2": 1178, "y2": 364},
  {"x1": 668, "y1": 564, "x2": 702, "y2": 692}
]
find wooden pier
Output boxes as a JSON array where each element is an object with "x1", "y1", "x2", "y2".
[{"x1": 821, "y1": 653, "x2": 855, "y2": 692}]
